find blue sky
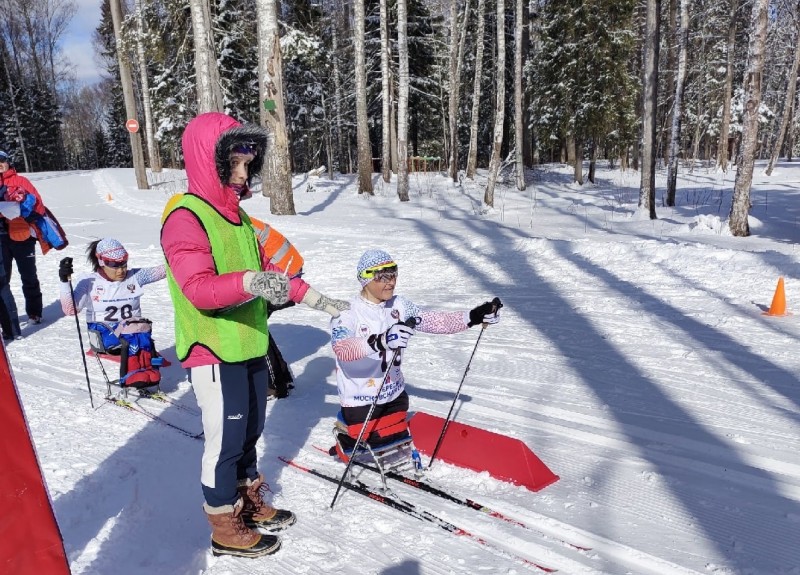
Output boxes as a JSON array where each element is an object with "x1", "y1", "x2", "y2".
[{"x1": 64, "y1": 0, "x2": 104, "y2": 85}]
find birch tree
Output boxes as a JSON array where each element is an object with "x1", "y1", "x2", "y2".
[
  {"x1": 446, "y1": 0, "x2": 470, "y2": 182},
  {"x1": 484, "y1": 0, "x2": 506, "y2": 207},
  {"x1": 256, "y1": 0, "x2": 295, "y2": 214},
  {"x1": 134, "y1": 0, "x2": 161, "y2": 172},
  {"x1": 109, "y1": 0, "x2": 148, "y2": 189},
  {"x1": 766, "y1": 2, "x2": 800, "y2": 176},
  {"x1": 354, "y1": 0, "x2": 373, "y2": 194},
  {"x1": 665, "y1": 0, "x2": 690, "y2": 206},
  {"x1": 397, "y1": 0, "x2": 410, "y2": 201},
  {"x1": 465, "y1": 0, "x2": 486, "y2": 179},
  {"x1": 380, "y1": 0, "x2": 392, "y2": 183},
  {"x1": 188, "y1": 0, "x2": 222, "y2": 113},
  {"x1": 331, "y1": 4, "x2": 348, "y2": 175},
  {"x1": 729, "y1": 0, "x2": 769, "y2": 236},
  {"x1": 717, "y1": 0, "x2": 737, "y2": 172},
  {"x1": 513, "y1": 0, "x2": 524, "y2": 191},
  {"x1": 638, "y1": 0, "x2": 660, "y2": 219}
]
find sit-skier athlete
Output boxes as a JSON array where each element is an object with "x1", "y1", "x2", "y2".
[
  {"x1": 59, "y1": 238, "x2": 166, "y2": 387},
  {"x1": 330, "y1": 248, "x2": 502, "y2": 450}
]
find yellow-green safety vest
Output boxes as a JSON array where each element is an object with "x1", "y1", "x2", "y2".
[{"x1": 163, "y1": 194, "x2": 268, "y2": 362}]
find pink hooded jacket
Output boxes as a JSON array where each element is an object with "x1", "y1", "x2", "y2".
[{"x1": 161, "y1": 112, "x2": 309, "y2": 368}]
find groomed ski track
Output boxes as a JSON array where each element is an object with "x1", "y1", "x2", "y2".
[{"x1": 10, "y1": 168, "x2": 800, "y2": 574}]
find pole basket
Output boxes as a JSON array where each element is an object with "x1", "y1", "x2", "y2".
[{"x1": 409, "y1": 411, "x2": 559, "y2": 492}]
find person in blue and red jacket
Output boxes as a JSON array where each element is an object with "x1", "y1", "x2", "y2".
[{"x1": 0, "y1": 150, "x2": 68, "y2": 330}]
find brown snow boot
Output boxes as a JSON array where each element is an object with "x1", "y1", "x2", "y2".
[
  {"x1": 204, "y1": 498, "x2": 281, "y2": 558},
  {"x1": 238, "y1": 474, "x2": 296, "y2": 532}
]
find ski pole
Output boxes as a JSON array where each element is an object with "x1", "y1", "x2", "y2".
[
  {"x1": 330, "y1": 316, "x2": 417, "y2": 509},
  {"x1": 428, "y1": 297, "x2": 502, "y2": 469},
  {"x1": 68, "y1": 277, "x2": 95, "y2": 408}
]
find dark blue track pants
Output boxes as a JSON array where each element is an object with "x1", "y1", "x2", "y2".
[{"x1": 191, "y1": 357, "x2": 270, "y2": 507}]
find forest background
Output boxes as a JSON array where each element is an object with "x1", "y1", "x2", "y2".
[{"x1": 0, "y1": 0, "x2": 797, "y2": 230}]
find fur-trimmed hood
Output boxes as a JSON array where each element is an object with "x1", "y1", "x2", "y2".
[{"x1": 181, "y1": 112, "x2": 269, "y2": 221}]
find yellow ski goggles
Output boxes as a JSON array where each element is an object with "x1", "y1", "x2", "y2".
[{"x1": 359, "y1": 262, "x2": 398, "y2": 283}]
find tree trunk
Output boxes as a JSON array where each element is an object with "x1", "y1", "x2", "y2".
[
  {"x1": 354, "y1": 0, "x2": 374, "y2": 194},
  {"x1": 446, "y1": 0, "x2": 459, "y2": 181},
  {"x1": 134, "y1": 0, "x2": 161, "y2": 172},
  {"x1": 665, "y1": 0, "x2": 690, "y2": 206},
  {"x1": 729, "y1": 0, "x2": 769, "y2": 237},
  {"x1": 638, "y1": 0, "x2": 660, "y2": 219},
  {"x1": 397, "y1": 0, "x2": 410, "y2": 201},
  {"x1": 465, "y1": 0, "x2": 486, "y2": 179},
  {"x1": 331, "y1": 10, "x2": 347, "y2": 174},
  {"x1": 189, "y1": 0, "x2": 223, "y2": 113},
  {"x1": 390, "y1": 93, "x2": 398, "y2": 172},
  {"x1": 524, "y1": 6, "x2": 539, "y2": 166},
  {"x1": 380, "y1": 0, "x2": 392, "y2": 183},
  {"x1": 788, "y1": 100, "x2": 795, "y2": 162},
  {"x1": 110, "y1": 0, "x2": 148, "y2": 189},
  {"x1": 717, "y1": 0, "x2": 737, "y2": 172},
  {"x1": 766, "y1": 7, "x2": 800, "y2": 176},
  {"x1": 484, "y1": 0, "x2": 506, "y2": 207},
  {"x1": 566, "y1": 135, "x2": 576, "y2": 164},
  {"x1": 663, "y1": 0, "x2": 677, "y2": 166},
  {"x1": 513, "y1": 0, "x2": 525, "y2": 191},
  {"x1": 573, "y1": 139, "x2": 583, "y2": 185},
  {"x1": 257, "y1": 0, "x2": 295, "y2": 214},
  {"x1": 447, "y1": 0, "x2": 471, "y2": 183}
]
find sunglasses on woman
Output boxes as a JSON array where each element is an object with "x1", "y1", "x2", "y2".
[{"x1": 101, "y1": 258, "x2": 128, "y2": 269}]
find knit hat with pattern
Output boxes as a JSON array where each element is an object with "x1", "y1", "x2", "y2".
[
  {"x1": 356, "y1": 249, "x2": 395, "y2": 286},
  {"x1": 96, "y1": 238, "x2": 128, "y2": 263}
]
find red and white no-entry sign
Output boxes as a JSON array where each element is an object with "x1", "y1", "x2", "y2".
[{"x1": 125, "y1": 119, "x2": 140, "y2": 133}]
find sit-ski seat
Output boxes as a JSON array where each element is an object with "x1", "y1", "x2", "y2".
[
  {"x1": 333, "y1": 411, "x2": 422, "y2": 488},
  {"x1": 87, "y1": 321, "x2": 164, "y2": 395}
]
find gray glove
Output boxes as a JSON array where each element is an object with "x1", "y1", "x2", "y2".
[
  {"x1": 243, "y1": 271, "x2": 290, "y2": 305},
  {"x1": 301, "y1": 287, "x2": 350, "y2": 318}
]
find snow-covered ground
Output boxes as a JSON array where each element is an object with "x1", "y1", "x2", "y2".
[{"x1": 8, "y1": 161, "x2": 800, "y2": 574}]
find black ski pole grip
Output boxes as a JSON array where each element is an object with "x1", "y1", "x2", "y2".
[{"x1": 403, "y1": 316, "x2": 418, "y2": 328}]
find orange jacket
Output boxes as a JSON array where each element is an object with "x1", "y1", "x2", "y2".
[{"x1": 249, "y1": 217, "x2": 304, "y2": 276}]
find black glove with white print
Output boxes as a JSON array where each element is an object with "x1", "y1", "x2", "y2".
[{"x1": 468, "y1": 297, "x2": 503, "y2": 327}]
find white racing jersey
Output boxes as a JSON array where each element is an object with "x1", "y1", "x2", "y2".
[
  {"x1": 60, "y1": 266, "x2": 166, "y2": 324},
  {"x1": 331, "y1": 294, "x2": 469, "y2": 407}
]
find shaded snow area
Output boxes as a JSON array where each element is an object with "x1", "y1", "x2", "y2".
[{"x1": 9, "y1": 162, "x2": 800, "y2": 574}]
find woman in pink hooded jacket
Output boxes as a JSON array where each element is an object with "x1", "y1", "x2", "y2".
[{"x1": 161, "y1": 112, "x2": 347, "y2": 559}]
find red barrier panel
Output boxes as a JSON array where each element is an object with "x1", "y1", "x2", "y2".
[
  {"x1": 409, "y1": 411, "x2": 559, "y2": 492},
  {"x1": 0, "y1": 339, "x2": 71, "y2": 574}
]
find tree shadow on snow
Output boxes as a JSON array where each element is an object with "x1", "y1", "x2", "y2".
[{"x1": 393, "y1": 206, "x2": 800, "y2": 572}]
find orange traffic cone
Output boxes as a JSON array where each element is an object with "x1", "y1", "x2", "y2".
[{"x1": 763, "y1": 277, "x2": 789, "y2": 316}]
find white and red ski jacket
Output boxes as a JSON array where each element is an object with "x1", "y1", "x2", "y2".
[{"x1": 331, "y1": 294, "x2": 470, "y2": 407}]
